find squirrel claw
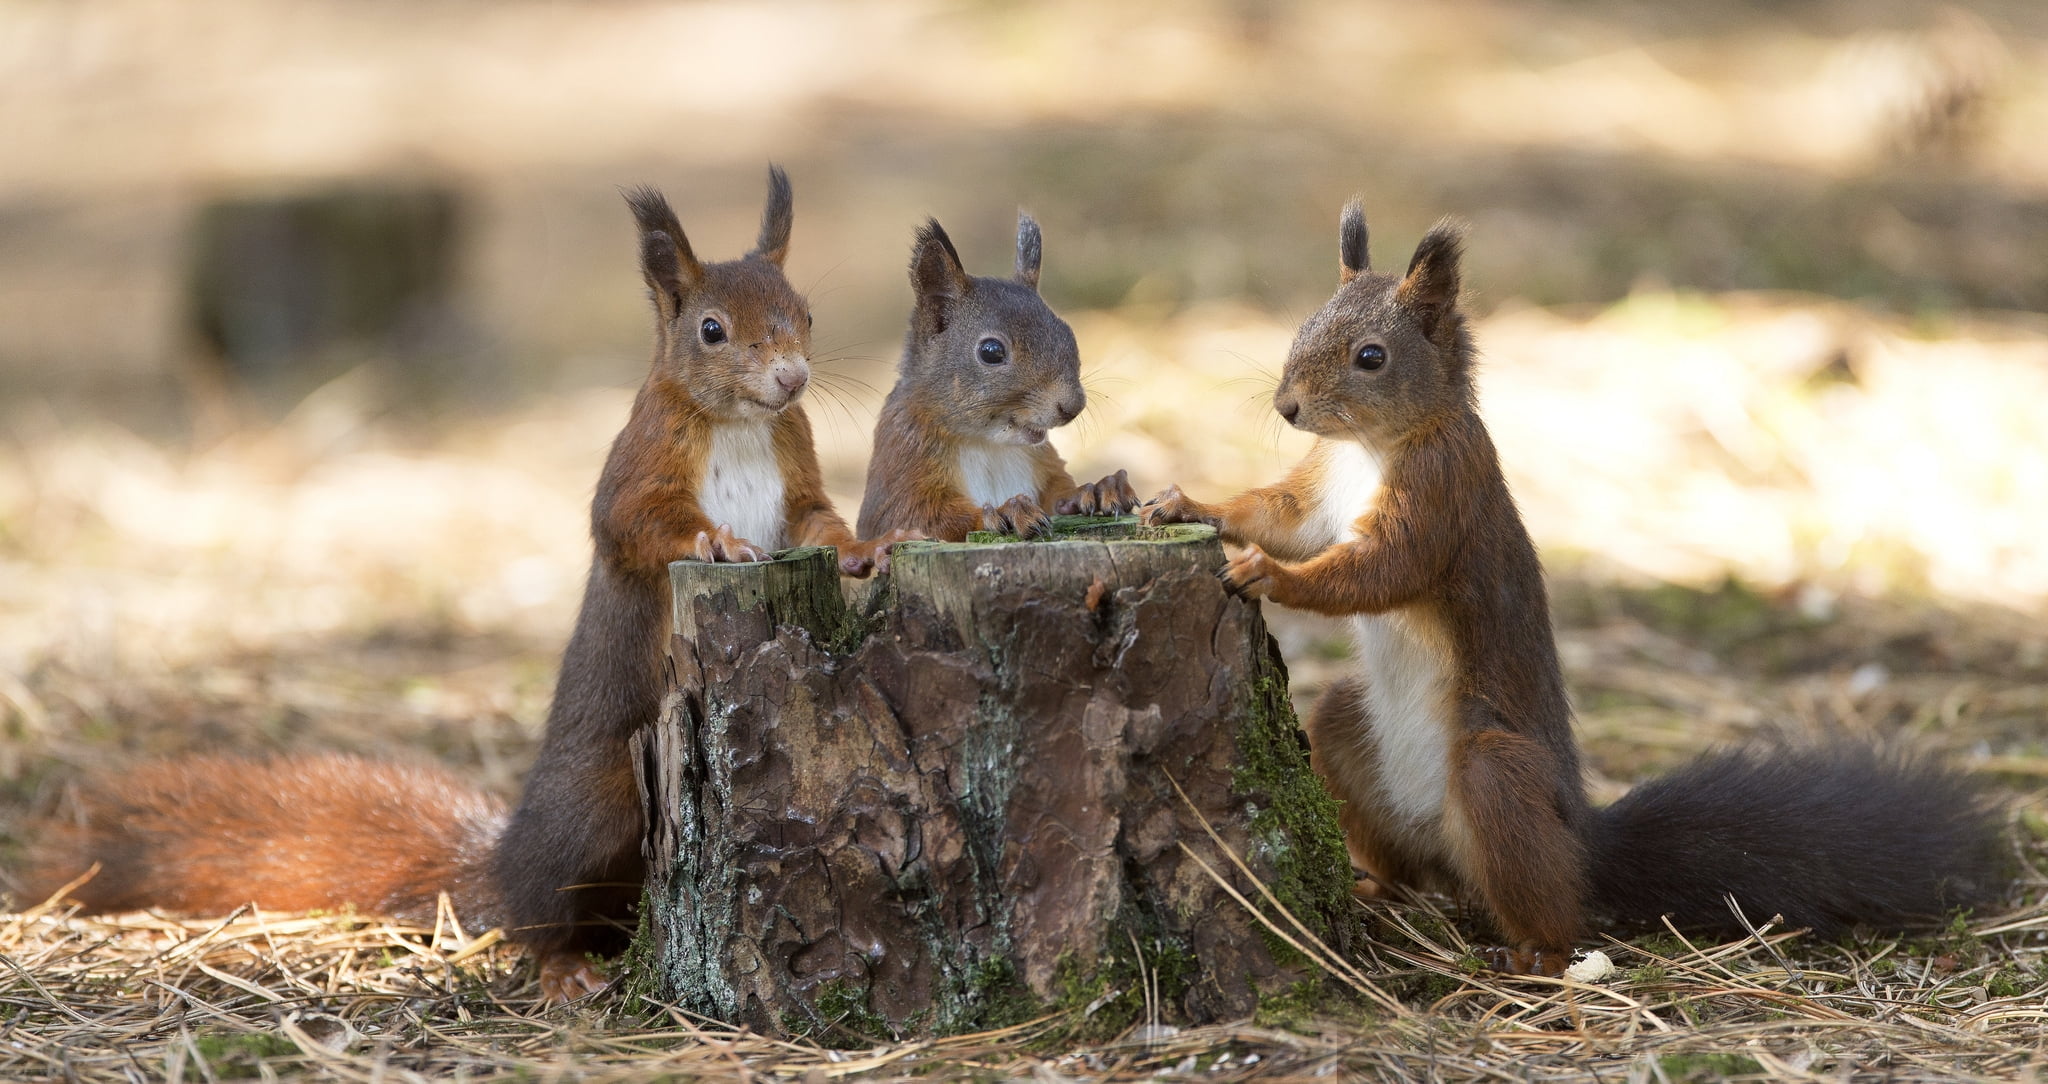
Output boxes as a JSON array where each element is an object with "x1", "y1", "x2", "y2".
[
  {"x1": 537, "y1": 952, "x2": 609, "y2": 1004},
  {"x1": 840, "y1": 528, "x2": 923, "y2": 577},
  {"x1": 1474, "y1": 945, "x2": 1570, "y2": 978},
  {"x1": 1221, "y1": 544, "x2": 1278, "y2": 599},
  {"x1": 1139, "y1": 484, "x2": 1209, "y2": 527},
  {"x1": 983, "y1": 494, "x2": 1053, "y2": 539},
  {"x1": 1057, "y1": 469, "x2": 1138, "y2": 517},
  {"x1": 693, "y1": 524, "x2": 767, "y2": 564}
]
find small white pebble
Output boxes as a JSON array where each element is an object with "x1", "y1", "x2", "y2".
[
  {"x1": 1563, "y1": 949, "x2": 1615, "y2": 982},
  {"x1": 1846, "y1": 661, "x2": 1889, "y2": 697}
]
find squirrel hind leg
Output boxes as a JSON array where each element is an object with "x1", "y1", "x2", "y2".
[
  {"x1": 1306, "y1": 678, "x2": 1440, "y2": 893},
  {"x1": 1444, "y1": 726, "x2": 1590, "y2": 960}
]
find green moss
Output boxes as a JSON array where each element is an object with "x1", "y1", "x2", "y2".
[
  {"x1": 1986, "y1": 965, "x2": 2032, "y2": 1000},
  {"x1": 616, "y1": 888, "x2": 664, "y2": 1010},
  {"x1": 1230, "y1": 671, "x2": 1354, "y2": 964},
  {"x1": 1901, "y1": 909, "x2": 1987, "y2": 967},
  {"x1": 1655, "y1": 1053, "x2": 1763, "y2": 1081},
  {"x1": 1044, "y1": 926, "x2": 1198, "y2": 1042},
  {"x1": 791, "y1": 979, "x2": 898, "y2": 1047},
  {"x1": 963, "y1": 514, "x2": 1200, "y2": 545},
  {"x1": 949, "y1": 956, "x2": 1044, "y2": 1032},
  {"x1": 1251, "y1": 977, "x2": 1324, "y2": 1032},
  {"x1": 189, "y1": 1030, "x2": 299, "y2": 1079},
  {"x1": 1630, "y1": 932, "x2": 1690, "y2": 959}
]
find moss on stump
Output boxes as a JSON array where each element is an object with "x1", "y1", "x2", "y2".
[{"x1": 635, "y1": 516, "x2": 1354, "y2": 1039}]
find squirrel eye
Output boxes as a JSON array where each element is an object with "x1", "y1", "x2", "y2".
[
  {"x1": 700, "y1": 317, "x2": 727, "y2": 345},
  {"x1": 977, "y1": 337, "x2": 1008, "y2": 365},
  {"x1": 1354, "y1": 343, "x2": 1387, "y2": 371}
]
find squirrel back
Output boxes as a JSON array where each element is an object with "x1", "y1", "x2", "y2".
[
  {"x1": 1144, "y1": 201, "x2": 2006, "y2": 971},
  {"x1": 857, "y1": 215, "x2": 1135, "y2": 541}
]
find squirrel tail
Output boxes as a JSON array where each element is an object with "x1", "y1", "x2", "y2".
[
  {"x1": 1587, "y1": 742, "x2": 2005, "y2": 938},
  {"x1": 15, "y1": 755, "x2": 507, "y2": 929}
]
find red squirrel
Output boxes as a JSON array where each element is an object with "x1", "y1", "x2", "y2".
[
  {"x1": 18, "y1": 168, "x2": 905, "y2": 1002},
  {"x1": 857, "y1": 214, "x2": 1136, "y2": 541},
  {"x1": 1143, "y1": 201, "x2": 2004, "y2": 973}
]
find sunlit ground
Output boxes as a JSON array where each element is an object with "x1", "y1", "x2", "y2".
[{"x1": 3, "y1": 292, "x2": 2045, "y2": 812}]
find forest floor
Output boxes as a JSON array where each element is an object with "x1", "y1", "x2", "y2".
[{"x1": 3, "y1": 294, "x2": 2047, "y2": 1081}]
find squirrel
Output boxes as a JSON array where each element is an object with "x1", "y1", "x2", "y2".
[
  {"x1": 18, "y1": 167, "x2": 906, "y2": 1002},
  {"x1": 1142, "y1": 201, "x2": 2005, "y2": 974},
  {"x1": 856, "y1": 214, "x2": 1137, "y2": 541}
]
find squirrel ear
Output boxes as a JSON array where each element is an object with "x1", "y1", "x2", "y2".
[
  {"x1": 751, "y1": 164, "x2": 793, "y2": 267},
  {"x1": 1396, "y1": 217, "x2": 1466, "y2": 338},
  {"x1": 910, "y1": 218, "x2": 971, "y2": 333},
  {"x1": 1014, "y1": 212, "x2": 1043, "y2": 291},
  {"x1": 625, "y1": 185, "x2": 702, "y2": 321},
  {"x1": 1338, "y1": 199, "x2": 1369, "y2": 284}
]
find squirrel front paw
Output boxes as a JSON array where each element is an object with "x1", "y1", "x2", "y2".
[
  {"x1": 1138, "y1": 484, "x2": 1216, "y2": 528},
  {"x1": 839, "y1": 528, "x2": 924, "y2": 577},
  {"x1": 1221, "y1": 543, "x2": 1288, "y2": 600},
  {"x1": 536, "y1": 950, "x2": 609, "y2": 1004},
  {"x1": 688, "y1": 524, "x2": 769, "y2": 564},
  {"x1": 981, "y1": 494, "x2": 1054, "y2": 539},
  {"x1": 1055, "y1": 469, "x2": 1138, "y2": 516}
]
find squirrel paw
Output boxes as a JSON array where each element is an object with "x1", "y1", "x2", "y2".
[
  {"x1": 840, "y1": 528, "x2": 924, "y2": 577},
  {"x1": 1055, "y1": 469, "x2": 1138, "y2": 516},
  {"x1": 1474, "y1": 944, "x2": 1570, "y2": 978},
  {"x1": 690, "y1": 524, "x2": 769, "y2": 564},
  {"x1": 537, "y1": 951, "x2": 610, "y2": 1004},
  {"x1": 1221, "y1": 543, "x2": 1283, "y2": 599},
  {"x1": 1138, "y1": 484, "x2": 1213, "y2": 527},
  {"x1": 981, "y1": 494, "x2": 1054, "y2": 539}
]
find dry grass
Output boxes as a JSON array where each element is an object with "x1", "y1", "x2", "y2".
[
  {"x1": 1, "y1": 856, "x2": 2043, "y2": 1081},
  {"x1": 3, "y1": 293, "x2": 2047, "y2": 1080}
]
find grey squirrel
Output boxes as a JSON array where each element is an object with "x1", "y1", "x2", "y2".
[
  {"x1": 1143, "y1": 199, "x2": 2005, "y2": 972},
  {"x1": 857, "y1": 214, "x2": 1136, "y2": 540}
]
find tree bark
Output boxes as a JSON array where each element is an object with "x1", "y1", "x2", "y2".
[{"x1": 634, "y1": 517, "x2": 1355, "y2": 1039}]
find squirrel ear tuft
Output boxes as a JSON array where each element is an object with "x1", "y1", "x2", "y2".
[
  {"x1": 1014, "y1": 212, "x2": 1043, "y2": 291},
  {"x1": 625, "y1": 185, "x2": 702, "y2": 319},
  {"x1": 910, "y1": 218, "x2": 971, "y2": 333},
  {"x1": 1338, "y1": 199, "x2": 1369, "y2": 284},
  {"x1": 1396, "y1": 217, "x2": 1466, "y2": 337},
  {"x1": 752, "y1": 164, "x2": 794, "y2": 267}
]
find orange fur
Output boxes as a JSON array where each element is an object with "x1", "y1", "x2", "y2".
[{"x1": 21, "y1": 756, "x2": 503, "y2": 926}]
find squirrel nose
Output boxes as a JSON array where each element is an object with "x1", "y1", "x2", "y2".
[
  {"x1": 1054, "y1": 397, "x2": 1082, "y2": 425},
  {"x1": 1278, "y1": 399, "x2": 1300, "y2": 424},
  {"x1": 775, "y1": 368, "x2": 809, "y2": 393}
]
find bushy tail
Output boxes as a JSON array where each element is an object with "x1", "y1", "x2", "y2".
[
  {"x1": 15, "y1": 755, "x2": 507, "y2": 929},
  {"x1": 1587, "y1": 743, "x2": 2005, "y2": 938}
]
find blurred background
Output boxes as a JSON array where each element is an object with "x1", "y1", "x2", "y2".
[{"x1": 3, "y1": 0, "x2": 2045, "y2": 821}]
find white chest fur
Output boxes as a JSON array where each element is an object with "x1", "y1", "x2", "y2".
[
  {"x1": 1312, "y1": 438, "x2": 1454, "y2": 825},
  {"x1": 1310, "y1": 439, "x2": 1386, "y2": 547},
  {"x1": 1349, "y1": 611, "x2": 1456, "y2": 824},
  {"x1": 955, "y1": 443, "x2": 1039, "y2": 509},
  {"x1": 698, "y1": 423, "x2": 786, "y2": 549}
]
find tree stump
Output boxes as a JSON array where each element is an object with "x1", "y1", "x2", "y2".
[{"x1": 634, "y1": 516, "x2": 1355, "y2": 1039}]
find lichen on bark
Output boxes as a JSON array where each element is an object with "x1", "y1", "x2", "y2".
[{"x1": 635, "y1": 517, "x2": 1358, "y2": 1037}]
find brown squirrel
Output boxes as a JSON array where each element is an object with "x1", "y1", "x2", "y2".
[
  {"x1": 18, "y1": 167, "x2": 905, "y2": 1002},
  {"x1": 1143, "y1": 201, "x2": 2004, "y2": 973},
  {"x1": 857, "y1": 214, "x2": 1136, "y2": 541}
]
